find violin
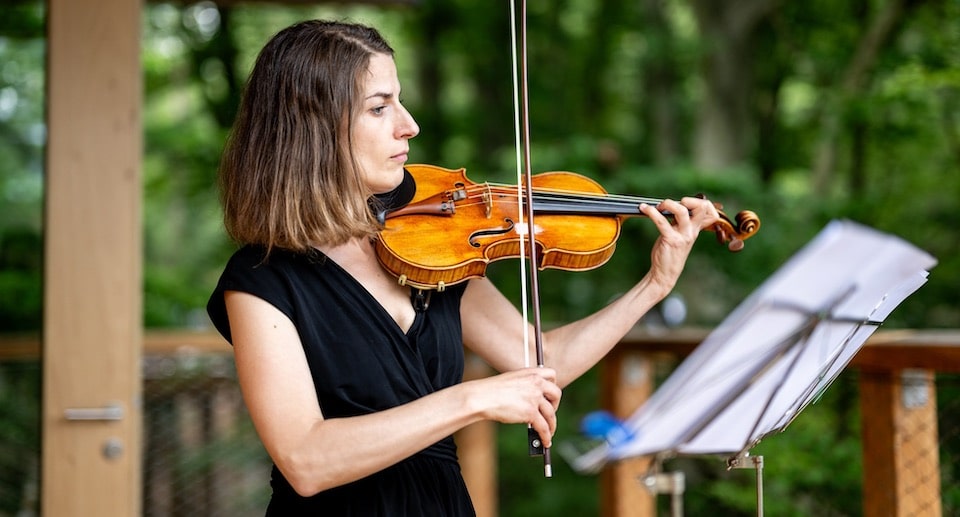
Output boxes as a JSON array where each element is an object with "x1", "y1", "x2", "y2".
[{"x1": 374, "y1": 163, "x2": 761, "y2": 291}]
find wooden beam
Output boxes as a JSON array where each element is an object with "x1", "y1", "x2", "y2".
[
  {"x1": 851, "y1": 330, "x2": 960, "y2": 372},
  {"x1": 6, "y1": 328, "x2": 959, "y2": 365},
  {"x1": 615, "y1": 327, "x2": 960, "y2": 372}
]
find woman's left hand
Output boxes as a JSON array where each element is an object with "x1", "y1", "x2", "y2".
[{"x1": 639, "y1": 197, "x2": 720, "y2": 292}]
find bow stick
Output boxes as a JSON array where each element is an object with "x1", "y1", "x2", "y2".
[{"x1": 509, "y1": 0, "x2": 552, "y2": 478}]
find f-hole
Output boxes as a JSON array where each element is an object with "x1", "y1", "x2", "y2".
[{"x1": 469, "y1": 218, "x2": 515, "y2": 248}]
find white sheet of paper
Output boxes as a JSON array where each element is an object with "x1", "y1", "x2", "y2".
[{"x1": 573, "y1": 220, "x2": 936, "y2": 472}]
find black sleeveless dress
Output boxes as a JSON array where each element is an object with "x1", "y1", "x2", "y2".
[{"x1": 207, "y1": 245, "x2": 476, "y2": 516}]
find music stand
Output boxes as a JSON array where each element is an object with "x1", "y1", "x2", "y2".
[{"x1": 569, "y1": 220, "x2": 937, "y2": 514}]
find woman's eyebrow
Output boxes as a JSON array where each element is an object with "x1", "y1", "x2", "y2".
[{"x1": 365, "y1": 92, "x2": 394, "y2": 102}]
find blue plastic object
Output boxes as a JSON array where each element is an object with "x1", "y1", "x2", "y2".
[{"x1": 580, "y1": 410, "x2": 634, "y2": 447}]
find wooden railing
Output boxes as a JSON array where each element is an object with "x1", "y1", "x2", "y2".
[{"x1": 2, "y1": 328, "x2": 957, "y2": 516}]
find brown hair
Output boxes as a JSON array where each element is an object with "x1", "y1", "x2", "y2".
[{"x1": 218, "y1": 20, "x2": 395, "y2": 253}]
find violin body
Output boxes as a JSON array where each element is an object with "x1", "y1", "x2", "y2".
[
  {"x1": 375, "y1": 163, "x2": 760, "y2": 291},
  {"x1": 376, "y1": 164, "x2": 622, "y2": 290}
]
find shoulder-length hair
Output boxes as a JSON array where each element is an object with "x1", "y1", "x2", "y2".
[{"x1": 218, "y1": 20, "x2": 395, "y2": 253}]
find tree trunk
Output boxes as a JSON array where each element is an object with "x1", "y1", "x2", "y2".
[
  {"x1": 689, "y1": 0, "x2": 779, "y2": 171},
  {"x1": 640, "y1": 0, "x2": 682, "y2": 166}
]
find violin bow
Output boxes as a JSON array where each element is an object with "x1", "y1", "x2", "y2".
[{"x1": 509, "y1": 0, "x2": 552, "y2": 478}]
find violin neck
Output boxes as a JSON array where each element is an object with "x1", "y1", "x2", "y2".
[{"x1": 531, "y1": 190, "x2": 663, "y2": 217}]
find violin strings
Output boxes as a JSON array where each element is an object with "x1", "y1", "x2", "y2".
[
  {"x1": 452, "y1": 183, "x2": 666, "y2": 213},
  {"x1": 459, "y1": 182, "x2": 666, "y2": 205}
]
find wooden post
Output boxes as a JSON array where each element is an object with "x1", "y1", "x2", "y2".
[
  {"x1": 43, "y1": 0, "x2": 142, "y2": 515},
  {"x1": 599, "y1": 349, "x2": 656, "y2": 517},
  {"x1": 859, "y1": 368, "x2": 941, "y2": 517}
]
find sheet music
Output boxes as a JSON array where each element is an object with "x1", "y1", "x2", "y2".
[{"x1": 573, "y1": 220, "x2": 937, "y2": 472}]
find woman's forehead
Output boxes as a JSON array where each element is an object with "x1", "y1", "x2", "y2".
[{"x1": 361, "y1": 54, "x2": 400, "y2": 96}]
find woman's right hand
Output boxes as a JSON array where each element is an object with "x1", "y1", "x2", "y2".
[{"x1": 465, "y1": 367, "x2": 561, "y2": 448}]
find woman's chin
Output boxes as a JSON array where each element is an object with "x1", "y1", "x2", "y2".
[{"x1": 372, "y1": 170, "x2": 406, "y2": 194}]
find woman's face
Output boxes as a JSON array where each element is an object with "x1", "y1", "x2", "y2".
[{"x1": 352, "y1": 53, "x2": 420, "y2": 194}]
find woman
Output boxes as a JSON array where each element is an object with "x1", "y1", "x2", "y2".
[{"x1": 207, "y1": 19, "x2": 719, "y2": 515}]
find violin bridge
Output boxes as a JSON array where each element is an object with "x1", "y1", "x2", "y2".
[{"x1": 482, "y1": 183, "x2": 492, "y2": 218}]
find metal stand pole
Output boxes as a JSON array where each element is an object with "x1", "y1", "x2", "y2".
[
  {"x1": 643, "y1": 470, "x2": 685, "y2": 517},
  {"x1": 729, "y1": 454, "x2": 764, "y2": 517}
]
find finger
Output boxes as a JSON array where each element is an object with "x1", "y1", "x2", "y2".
[
  {"x1": 534, "y1": 424, "x2": 553, "y2": 449},
  {"x1": 526, "y1": 367, "x2": 561, "y2": 409},
  {"x1": 535, "y1": 399, "x2": 557, "y2": 447},
  {"x1": 680, "y1": 197, "x2": 720, "y2": 227},
  {"x1": 658, "y1": 198, "x2": 689, "y2": 225},
  {"x1": 542, "y1": 381, "x2": 562, "y2": 410},
  {"x1": 639, "y1": 202, "x2": 675, "y2": 234},
  {"x1": 534, "y1": 367, "x2": 557, "y2": 384},
  {"x1": 541, "y1": 396, "x2": 557, "y2": 430}
]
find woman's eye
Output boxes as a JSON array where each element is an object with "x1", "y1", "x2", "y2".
[{"x1": 371, "y1": 106, "x2": 386, "y2": 115}]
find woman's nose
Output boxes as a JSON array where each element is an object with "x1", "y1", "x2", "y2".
[{"x1": 398, "y1": 106, "x2": 420, "y2": 139}]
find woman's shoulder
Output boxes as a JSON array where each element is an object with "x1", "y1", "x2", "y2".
[
  {"x1": 207, "y1": 245, "x2": 316, "y2": 342},
  {"x1": 223, "y1": 244, "x2": 319, "y2": 272},
  {"x1": 211, "y1": 245, "x2": 313, "y2": 303}
]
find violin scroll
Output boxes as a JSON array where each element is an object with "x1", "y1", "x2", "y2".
[
  {"x1": 712, "y1": 209, "x2": 761, "y2": 252},
  {"x1": 695, "y1": 194, "x2": 761, "y2": 252}
]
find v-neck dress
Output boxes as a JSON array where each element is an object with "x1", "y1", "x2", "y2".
[{"x1": 207, "y1": 245, "x2": 475, "y2": 516}]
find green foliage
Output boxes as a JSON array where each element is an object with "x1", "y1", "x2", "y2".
[{"x1": 0, "y1": 5, "x2": 45, "y2": 333}]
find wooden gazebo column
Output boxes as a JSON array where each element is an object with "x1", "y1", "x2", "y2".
[{"x1": 43, "y1": 0, "x2": 142, "y2": 515}]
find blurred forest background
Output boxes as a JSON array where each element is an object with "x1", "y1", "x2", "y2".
[{"x1": 1, "y1": 0, "x2": 959, "y2": 515}]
